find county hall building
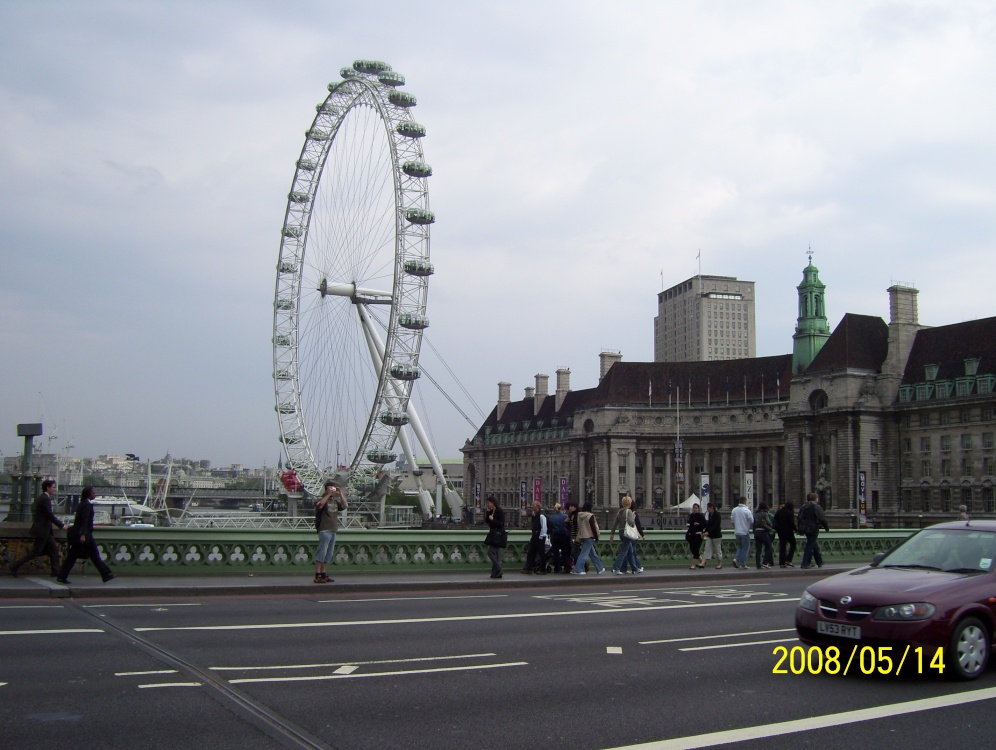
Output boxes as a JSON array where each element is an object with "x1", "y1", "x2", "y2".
[{"x1": 461, "y1": 260, "x2": 996, "y2": 527}]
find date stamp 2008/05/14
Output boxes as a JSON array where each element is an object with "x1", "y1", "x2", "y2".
[{"x1": 772, "y1": 644, "x2": 945, "y2": 676}]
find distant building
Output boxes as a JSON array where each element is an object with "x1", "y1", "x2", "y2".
[
  {"x1": 463, "y1": 259, "x2": 996, "y2": 525},
  {"x1": 654, "y1": 274, "x2": 756, "y2": 362}
]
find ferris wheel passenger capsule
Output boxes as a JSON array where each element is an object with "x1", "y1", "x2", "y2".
[
  {"x1": 404, "y1": 208, "x2": 435, "y2": 225},
  {"x1": 378, "y1": 71, "x2": 405, "y2": 87},
  {"x1": 403, "y1": 259, "x2": 434, "y2": 276},
  {"x1": 398, "y1": 313, "x2": 429, "y2": 330},
  {"x1": 379, "y1": 410, "x2": 410, "y2": 427},
  {"x1": 388, "y1": 91, "x2": 417, "y2": 108},
  {"x1": 390, "y1": 364, "x2": 421, "y2": 381}
]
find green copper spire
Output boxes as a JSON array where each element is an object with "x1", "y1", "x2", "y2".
[{"x1": 792, "y1": 251, "x2": 831, "y2": 373}]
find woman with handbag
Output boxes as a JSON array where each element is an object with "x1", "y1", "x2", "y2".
[
  {"x1": 484, "y1": 496, "x2": 506, "y2": 579},
  {"x1": 609, "y1": 496, "x2": 642, "y2": 574},
  {"x1": 686, "y1": 502, "x2": 706, "y2": 569},
  {"x1": 57, "y1": 486, "x2": 115, "y2": 584}
]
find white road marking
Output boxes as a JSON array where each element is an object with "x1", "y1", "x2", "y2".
[
  {"x1": 137, "y1": 682, "x2": 202, "y2": 689},
  {"x1": 641, "y1": 628, "x2": 796, "y2": 645},
  {"x1": 607, "y1": 646, "x2": 623, "y2": 654},
  {"x1": 606, "y1": 687, "x2": 996, "y2": 750},
  {"x1": 679, "y1": 637, "x2": 798, "y2": 651},
  {"x1": 115, "y1": 670, "x2": 179, "y2": 676},
  {"x1": 0, "y1": 605, "x2": 64, "y2": 610},
  {"x1": 0, "y1": 628, "x2": 104, "y2": 636},
  {"x1": 228, "y1": 661, "x2": 527, "y2": 685},
  {"x1": 318, "y1": 594, "x2": 509, "y2": 603},
  {"x1": 333, "y1": 665, "x2": 358, "y2": 675},
  {"x1": 136, "y1": 597, "x2": 793, "y2": 633},
  {"x1": 211, "y1": 652, "x2": 499, "y2": 672},
  {"x1": 83, "y1": 603, "x2": 202, "y2": 609}
]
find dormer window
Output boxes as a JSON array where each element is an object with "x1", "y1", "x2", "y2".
[
  {"x1": 965, "y1": 358, "x2": 981, "y2": 376},
  {"x1": 925, "y1": 364, "x2": 940, "y2": 381}
]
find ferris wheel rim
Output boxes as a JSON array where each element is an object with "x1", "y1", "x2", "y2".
[{"x1": 272, "y1": 62, "x2": 432, "y2": 497}]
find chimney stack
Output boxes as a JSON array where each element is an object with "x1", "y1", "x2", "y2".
[
  {"x1": 599, "y1": 351, "x2": 623, "y2": 381},
  {"x1": 497, "y1": 381, "x2": 511, "y2": 420},
  {"x1": 534, "y1": 373, "x2": 549, "y2": 415},
  {"x1": 555, "y1": 368, "x2": 571, "y2": 411}
]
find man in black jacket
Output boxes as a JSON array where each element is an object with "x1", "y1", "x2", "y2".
[
  {"x1": 772, "y1": 501, "x2": 797, "y2": 568},
  {"x1": 10, "y1": 479, "x2": 65, "y2": 578},
  {"x1": 798, "y1": 493, "x2": 830, "y2": 569},
  {"x1": 522, "y1": 501, "x2": 548, "y2": 574},
  {"x1": 57, "y1": 486, "x2": 115, "y2": 584}
]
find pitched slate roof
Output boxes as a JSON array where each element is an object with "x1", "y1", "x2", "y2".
[
  {"x1": 902, "y1": 316, "x2": 996, "y2": 384},
  {"x1": 806, "y1": 313, "x2": 889, "y2": 374},
  {"x1": 473, "y1": 355, "x2": 794, "y2": 438}
]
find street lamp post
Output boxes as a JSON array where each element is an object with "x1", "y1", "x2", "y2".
[{"x1": 13, "y1": 423, "x2": 44, "y2": 522}]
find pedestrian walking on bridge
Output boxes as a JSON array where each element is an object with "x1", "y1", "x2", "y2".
[{"x1": 9, "y1": 479, "x2": 65, "y2": 579}]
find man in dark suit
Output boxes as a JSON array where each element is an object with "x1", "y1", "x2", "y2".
[{"x1": 10, "y1": 479, "x2": 66, "y2": 578}]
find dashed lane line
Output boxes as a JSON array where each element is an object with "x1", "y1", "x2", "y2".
[
  {"x1": 0, "y1": 628, "x2": 104, "y2": 636},
  {"x1": 211, "y1": 652, "x2": 499, "y2": 672},
  {"x1": 228, "y1": 661, "x2": 528, "y2": 685},
  {"x1": 640, "y1": 628, "x2": 796, "y2": 645},
  {"x1": 317, "y1": 594, "x2": 509, "y2": 603},
  {"x1": 679, "y1": 637, "x2": 798, "y2": 651},
  {"x1": 83, "y1": 603, "x2": 202, "y2": 609},
  {"x1": 138, "y1": 682, "x2": 203, "y2": 689}
]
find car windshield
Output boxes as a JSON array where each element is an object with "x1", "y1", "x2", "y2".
[{"x1": 878, "y1": 528, "x2": 996, "y2": 574}]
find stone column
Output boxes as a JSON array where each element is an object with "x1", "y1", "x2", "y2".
[
  {"x1": 738, "y1": 447, "x2": 747, "y2": 500},
  {"x1": 664, "y1": 450, "x2": 672, "y2": 508},
  {"x1": 771, "y1": 446, "x2": 782, "y2": 508},
  {"x1": 644, "y1": 448, "x2": 654, "y2": 509},
  {"x1": 627, "y1": 446, "x2": 637, "y2": 502},
  {"x1": 756, "y1": 447, "x2": 765, "y2": 506},
  {"x1": 610, "y1": 442, "x2": 620, "y2": 506},
  {"x1": 830, "y1": 430, "x2": 839, "y2": 510},
  {"x1": 578, "y1": 452, "x2": 586, "y2": 506},
  {"x1": 702, "y1": 448, "x2": 711, "y2": 501},
  {"x1": 722, "y1": 448, "x2": 730, "y2": 508},
  {"x1": 802, "y1": 434, "x2": 812, "y2": 496}
]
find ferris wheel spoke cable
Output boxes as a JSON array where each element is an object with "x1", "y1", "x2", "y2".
[{"x1": 366, "y1": 307, "x2": 482, "y2": 430}]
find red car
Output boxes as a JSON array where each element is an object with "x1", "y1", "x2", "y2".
[{"x1": 796, "y1": 520, "x2": 996, "y2": 680}]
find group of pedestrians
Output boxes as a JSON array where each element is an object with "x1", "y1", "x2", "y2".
[
  {"x1": 684, "y1": 493, "x2": 830, "y2": 570},
  {"x1": 6, "y1": 480, "x2": 115, "y2": 584},
  {"x1": 483, "y1": 495, "x2": 649, "y2": 578}
]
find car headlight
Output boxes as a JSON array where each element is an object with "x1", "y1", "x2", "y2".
[
  {"x1": 798, "y1": 590, "x2": 817, "y2": 612},
  {"x1": 873, "y1": 602, "x2": 936, "y2": 621}
]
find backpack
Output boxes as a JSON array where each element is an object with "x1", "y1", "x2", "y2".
[{"x1": 314, "y1": 502, "x2": 324, "y2": 531}]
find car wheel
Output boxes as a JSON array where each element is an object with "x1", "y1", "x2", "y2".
[{"x1": 948, "y1": 616, "x2": 990, "y2": 681}]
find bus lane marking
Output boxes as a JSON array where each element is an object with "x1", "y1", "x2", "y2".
[{"x1": 135, "y1": 597, "x2": 795, "y2": 633}]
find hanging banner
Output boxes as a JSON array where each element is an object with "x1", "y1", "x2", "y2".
[
  {"x1": 533, "y1": 477, "x2": 542, "y2": 505},
  {"x1": 743, "y1": 471, "x2": 755, "y2": 505},
  {"x1": 700, "y1": 473, "x2": 711, "y2": 506},
  {"x1": 519, "y1": 480, "x2": 527, "y2": 509},
  {"x1": 559, "y1": 476, "x2": 568, "y2": 504}
]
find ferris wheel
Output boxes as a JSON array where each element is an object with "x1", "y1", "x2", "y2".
[{"x1": 272, "y1": 60, "x2": 460, "y2": 518}]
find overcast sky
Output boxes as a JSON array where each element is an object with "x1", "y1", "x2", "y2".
[{"x1": 1, "y1": 1, "x2": 994, "y2": 469}]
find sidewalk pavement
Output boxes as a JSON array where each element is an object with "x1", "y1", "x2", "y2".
[{"x1": 0, "y1": 561, "x2": 857, "y2": 600}]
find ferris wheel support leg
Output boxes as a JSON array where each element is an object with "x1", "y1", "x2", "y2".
[
  {"x1": 357, "y1": 304, "x2": 463, "y2": 520},
  {"x1": 358, "y1": 305, "x2": 434, "y2": 520}
]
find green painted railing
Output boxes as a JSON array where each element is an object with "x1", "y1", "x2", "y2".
[{"x1": 1, "y1": 526, "x2": 913, "y2": 576}]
